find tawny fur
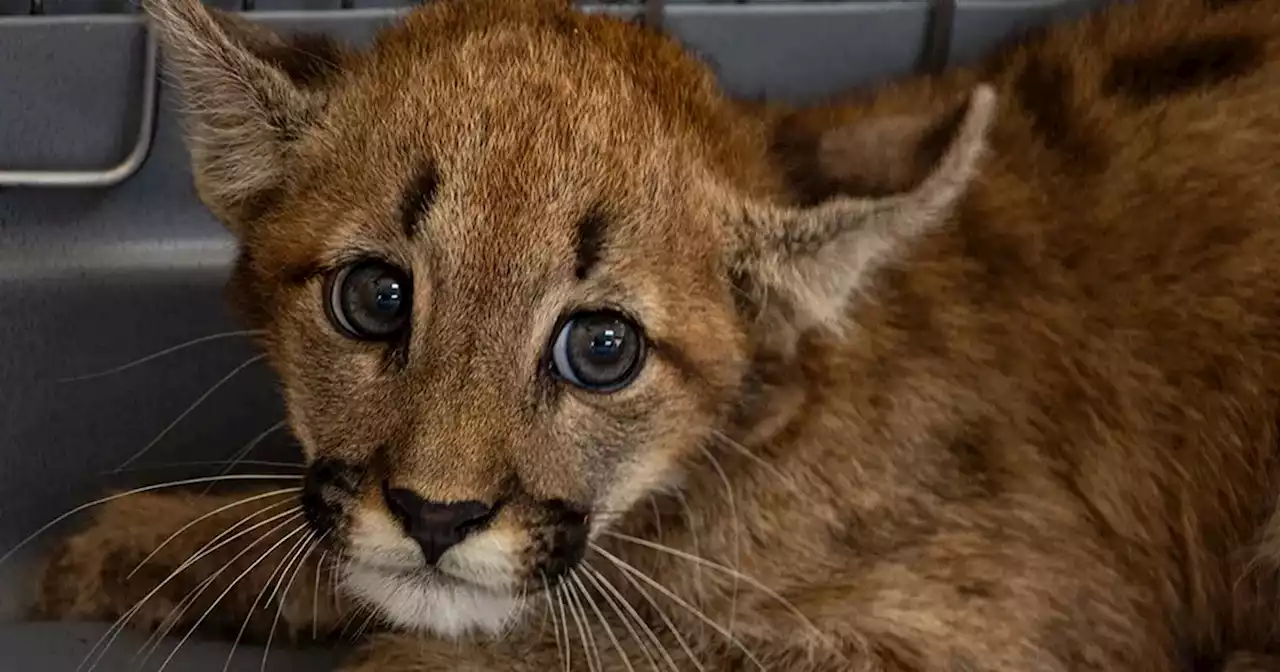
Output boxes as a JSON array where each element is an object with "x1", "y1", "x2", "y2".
[{"x1": 31, "y1": 0, "x2": 1280, "y2": 670}]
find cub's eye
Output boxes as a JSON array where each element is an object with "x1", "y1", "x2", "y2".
[
  {"x1": 551, "y1": 311, "x2": 646, "y2": 391},
  {"x1": 325, "y1": 261, "x2": 411, "y2": 340}
]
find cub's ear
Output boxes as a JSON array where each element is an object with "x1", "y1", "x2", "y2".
[
  {"x1": 731, "y1": 85, "x2": 998, "y2": 338},
  {"x1": 145, "y1": 0, "x2": 347, "y2": 233}
]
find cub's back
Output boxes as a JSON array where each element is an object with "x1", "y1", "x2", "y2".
[{"x1": 770, "y1": 0, "x2": 1280, "y2": 650}]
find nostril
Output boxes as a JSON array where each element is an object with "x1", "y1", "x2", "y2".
[{"x1": 382, "y1": 481, "x2": 423, "y2": 528}]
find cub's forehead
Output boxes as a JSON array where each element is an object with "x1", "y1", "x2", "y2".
[{"x1": 279, "y1": 20, "x2": 707, "y2": 275}]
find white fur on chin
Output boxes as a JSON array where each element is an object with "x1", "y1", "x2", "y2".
[{"x1": 344, "y1": 563, "x2": 526, "y2": 639}]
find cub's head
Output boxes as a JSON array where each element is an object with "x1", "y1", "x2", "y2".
[{"x1": 148, "y1": 0, "x2": 997, "y2": 638}]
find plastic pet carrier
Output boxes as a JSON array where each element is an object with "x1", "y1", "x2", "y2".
[{"x1": 0, "y1": 0, "x2": 1108, "y2": 668}]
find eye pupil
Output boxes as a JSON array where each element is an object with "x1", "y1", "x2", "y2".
[
  {"x1": 326, "y1": 261, "x2": 412, "y2": 340},
  {"x1": 374, "y1": 281, "x2": 402, "y2": 312},
  {"x1": 551, "y1": 311, "x2": 645, "y2": 391},
  {"x1": 589, "y1": 329, "x2": 623, "y2": 360}
]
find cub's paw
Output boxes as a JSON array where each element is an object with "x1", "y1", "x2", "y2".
[
  {"x1": 34, "y1": 526, "x2": 147, "y2": 621},
  {"x1": 30, "y1": 492, "x2": 197, "y2": 629}
]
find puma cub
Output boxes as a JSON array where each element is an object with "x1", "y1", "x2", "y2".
[{"x1": 32, "y1": 0, "x2": 1280, "y2": 669}]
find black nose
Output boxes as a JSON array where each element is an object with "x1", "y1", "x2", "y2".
[{"x1": 382, "y1": 484, "x2": 495, "y2": 565}]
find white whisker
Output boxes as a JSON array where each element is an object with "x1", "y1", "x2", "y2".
[
  {"x1": 542, "y1": 574, "x2": 566, "y2": 672},
  {"x1": 129, "y1": 488, "x2": 299, "y2": 579},
  {"x1": 352, "y1": 606, "x2": 380, "y2": 641},
  {"x1": 264, "y1": 528, "x2": 312, "y2": 612},
  {"x1": 203, "y1": 421, "x2": 290, "y2": 494},
  {"x1": 592, "y1": 544, "x2": 766, "y2": 671},
  {"x1": 597, "y1": 562, "x2": 704, "y2": 672},
  {"x1": 220, "y1": 524, "x2": 310, "y2": 672},
  {"x1": 673, "y1": 489, "x2": 707, "y2": 623},
  {"x1": 56, "y1": 330, "x2": 265, "y2": 383},
  {"x1": 261, "y1": 532, "x2": 320, "y2": 672},
  {"x1": 554, "y1": 581, "x2": 573, "y2": 672},
  {"x1": 696, "y1": 445, "x2": 740, "y2": 638},
  {"x1": 708, "y1": 431, "x2": 827, "y2": 513},
  {"x1": 571, "y1": 572, "x2": 635, "y2": 672},
  {"x1": 564, "y1": 573, "x2": 603, "y2": 672},
  {"x1": 581, "y1": 565, "x2": 671, "y2": 672},
  {"x1": 602, "y1": 532, "x2": 842, "y2": 659},
  {"x1": 115, "y1": 354, "x2": 267, "y2": 471},
  {"x1": 313, "y1": 548, "x2": 328, "y2": 640},
  {"x1": 0, "y1": 474, "x2": 301, "y2": 569},
  {"x1": 130, "y1": 509, "x2": 305, "y2": 668},
  {"x1": 156, "y1": 521, "x2": 309, "y2": 672},
  {"x1": 87, "y1": 508, "x2": 301, "y2": 672},
  {"x1": 109, "y1": 459, "x2": 303, "y2": 475}
]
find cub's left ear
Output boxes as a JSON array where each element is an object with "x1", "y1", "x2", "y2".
[
  {"x1": 144, "y1": 0, "x2": 347, "y2": 233},
  {"x1": 731, "y1": 84, "x2": 999, "y2": 335}
]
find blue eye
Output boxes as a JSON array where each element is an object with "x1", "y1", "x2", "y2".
[
  {"x1": 550, "y1": 311, "x2": 646, "y2": 392},
  {"x1": 326, "y1": 261, "x2": 412, "y2": 340}
]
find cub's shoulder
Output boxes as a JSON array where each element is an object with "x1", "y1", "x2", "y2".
[{"x1": 768, "y1": 0, "x2": 1280, "y2": 204}]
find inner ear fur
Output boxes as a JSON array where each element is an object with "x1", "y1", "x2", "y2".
[
  {"x1": 731, "y1": 84, "x2": 1000, "y2": 343},
  {"x1": 145, "y1": 0, "x2": 349, "y2": 232}
]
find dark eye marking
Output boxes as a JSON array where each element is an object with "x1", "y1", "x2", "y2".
[
  {"x1": 400, "y1": 160, "x2": 440, "y2": 238},
  {"x1": 574, "y1": 206, "x2": 609, "y2": 281}
]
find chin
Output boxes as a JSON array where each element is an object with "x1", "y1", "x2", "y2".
[{"x1": 344, "y1": 563, "x2": 528, "y2": 638}]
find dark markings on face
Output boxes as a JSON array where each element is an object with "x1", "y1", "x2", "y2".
[
  {"x1": 1013, "y1": 51, "x2": 1108, "y2": 174},
  {"x1": 380, "y1": 335, "x2": 412, "y2": 372},
  {"x1": 400, "y1": 160, "x2": 441, "y2": 238},
  {"x1": 1102, "y1": 36, "x2": 1265, "y2": 104},
  {"x1": 535, "y1": 499, "x2": 590, "y2": 587},
  {"x1": 303, "y1": 457, "x2": 367, "y2": 537},
  {"x1": 573, "y1": 206, "x2": 609, "y2": 281}
]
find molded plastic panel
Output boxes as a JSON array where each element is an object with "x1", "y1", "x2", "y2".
[
  {"x1": 664, "y1": 2, "x2": 930, "y2": 100},
  {"x1": 948, "y1": 0, "x2": 1115, "y2": 67},
  {"x1": 0, "y1": 0, "x2": 1114, "y2": 669}
]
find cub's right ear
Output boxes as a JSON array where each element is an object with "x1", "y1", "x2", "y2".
[
  {"x1": 145, "y1": 0, "x2": 347, "y2": 233},
  {"x1": 727, "y1": 85, "x2": 998, "y2": 341}
]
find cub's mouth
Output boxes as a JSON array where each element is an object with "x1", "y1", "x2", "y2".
[
  {"x1": 301, "y1": 458, "x2": 593, "y2": 635},
  {"x1": 341, "y1": 556, "x2": 530, "y2": 637}
]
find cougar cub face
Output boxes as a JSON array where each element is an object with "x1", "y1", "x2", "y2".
[
  {"x1": 149, "y1": 0, "x2": 763, "y2": 637},
  {"x1": 151, "y1": 0, "x2": 997, "y2": 636}
]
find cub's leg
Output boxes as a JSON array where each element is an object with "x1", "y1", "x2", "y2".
[
  {"x1": 334, "y1": 540, "x2": 1178, "y2": 671},
  {"x1": 338, "y1": 631, "x2": 741, "y2": 672},
  {"x1": 818, "y1": 533, "x2": 1183, "y2": 671},
  {"x1": 33, "y1": 487, "x2": 348, "y2": 645}
]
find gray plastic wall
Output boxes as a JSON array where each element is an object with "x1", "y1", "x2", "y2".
[{"x1": 0, "y1": 1, "x2": 1109, "y2": 669}]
